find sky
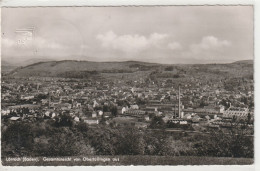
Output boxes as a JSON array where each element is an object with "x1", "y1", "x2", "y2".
[{"x1": 1, "y1": 6, "x2": 254, "y2": 64}]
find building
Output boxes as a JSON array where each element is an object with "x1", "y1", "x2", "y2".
[
  {"x1": 183, "y1": 107, "x2": 223, "y2": 119},
  {"x1": 92, "y1": 111, "x2": 97, "y2": 118},
  {"x1": 124, "y1": 109, "x2": 146, "y2": 116},
  {"x1": 130, "y1": 104, "x2": 139, "y2": 110},
  {"x1": 168, "y1": 118, "x2": 188, "y2": 125},
  {"x1": 121, "y1": 106, "x2": 128, "y2": 114},
  {"x1": 223, "y1": 107, "x2": 249, "y2": 120},
  {"x1": 84, "y1": 119, "x2": 99, "y2": 125}
]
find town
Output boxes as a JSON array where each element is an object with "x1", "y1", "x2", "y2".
[{"x1": 1, "y1": 63, "x2": 254, "y2": 133}]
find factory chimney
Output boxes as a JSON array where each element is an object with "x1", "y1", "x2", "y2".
[{"x1": 178, "y1": 85, "x2": 181, "y2": 118}]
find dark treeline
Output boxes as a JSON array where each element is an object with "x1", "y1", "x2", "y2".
[
  {"x1": 57, "y1": 71, "x2": 99, "y2": 79},
  {"x1": 1, "y1": 117, "x2": 253, "y2": 158}
]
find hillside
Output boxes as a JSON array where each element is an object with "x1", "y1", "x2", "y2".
[
  {"x1": 232, "y1": 59, "x2": 253, "y2": 65},
  {"x1": 7, "y1": 60, "x2": 160, "y2": 77},
  {"x1": 4, "y1": 59, "x2": 253, "y2": 81}
]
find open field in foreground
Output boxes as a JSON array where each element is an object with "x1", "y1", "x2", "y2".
[{"x1": 2, "y1": 156, "x2": 253, "y2": 166}]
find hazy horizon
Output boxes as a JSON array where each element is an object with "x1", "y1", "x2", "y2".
[
  {"x1": 2, "y1": 57, "x2": 253, "y2": 67},
  {"x1": 2, "y1": 6, "x2": 254, "y2": 65}
]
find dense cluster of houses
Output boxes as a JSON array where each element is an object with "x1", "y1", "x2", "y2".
[{"x1": 1, "y1": 76, "x2": 254, "y2": 130}]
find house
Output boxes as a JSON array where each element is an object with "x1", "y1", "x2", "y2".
[
  {"x1": 205, "y1": 115, "x2": 211, "y2": 120},
  {"x1": 98, "y1": 110, "x2": 103, "y2": 116},
  {"x1": 93, "y1": 100, "x2": 99, "y2": 108},
  {"x1": 130, "y1": 104, "x2": 139, "y2": 110},
  {"x1": 74, "y1": 116, "x2": 80, "y2": 122},
  {"x1": 1, "y1": 109, "x2": 10, "y2": 115},
  {"x1": 84, "y1": 119, "x2": 99, "y2": 125},
  {"x1": 45, "y1": 111, "x2": 51, "y2": 117},
  {"x1": 51, "y1": 113, "x2": 56, "y2": 118},
  {"x1": 144, "y1": 115, "x2": 150, "y2": 121},
  {"x1": 10, "y1": 116, "x2": 21, "y2": 121},
  {"x1": 122, "y1": 107, "x2": 128, "y2": 114},
  {"x1": 41, "y1": 99, "x2": 48, "y2": 105},
  {"x1": 137, "y1": 93, "x2": 143, "y2": 98},
  {"x1": 21, "y1": 95, "x2": 34, "y2": 100},
  {"x1": 92, "y1": 111, "x2": 97, "y2": 118}
]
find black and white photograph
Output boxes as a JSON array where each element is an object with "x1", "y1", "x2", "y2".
[{"x1": 0, "y1": 1, "x2": 255, "y2": 167}]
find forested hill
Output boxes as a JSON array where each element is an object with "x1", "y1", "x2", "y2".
[{"x1": 5, "y1": 59, "x2": 253, "y2": 79}]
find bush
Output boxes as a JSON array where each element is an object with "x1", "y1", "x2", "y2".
[
  {"x1": 115, "y1": 126, "x2": 146, "y2": 155},
  {"x1": 2, "y1": 122, "x2": 34, "y2": 156},
  {"x1": 193, "y1": 129, "x2": 253, "y2": 158}
]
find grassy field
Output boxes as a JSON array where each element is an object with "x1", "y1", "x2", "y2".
[{"x1": 2, "y1": 155, "x2": 254, "y2": 166}]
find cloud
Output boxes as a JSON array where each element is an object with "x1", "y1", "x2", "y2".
[
  {"x1": 149, "y1": 33, "x2": 169, "y2": 47},
  {"x1": 167, "y1": 42, "x2": 182, "y2": 50},
  {"x1": 96, "y1": 31, "x2": 169, "y2": 53},
  {"x1": 190, "y1": 36, "x2": 231, "y2": 54},
  {"x1": 34, "y1": 37, "x2": 63, "y2": 49},
  {"x1": 181, "y1": 36, "x2": 232, "y2": 61}
]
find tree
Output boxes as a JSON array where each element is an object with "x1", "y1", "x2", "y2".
[
  {"x1": 110, "y1": 106, "x2": 118, "y2": 117},
  {"x1": 136, "y1": 98, "x2": 147, "y2": 105},
  {"x1": 193, "y1": 126, "x2": 253, "y2": 158},
  {"x1": 149, "y1": 116, "x2": 166, "y2": 129},
  {"x1": 241, "y1": 96, "x2": 248, "y2": 105},
  {"x1": 115, "y1": 126, "x2": 146, "y2": 155},
  {"x1": 87, "y1": 126, "x2": 117, "y2": 155},
  {"x1": 99, "y1": 115, "x2": 107, "y2": 125},
  {"x1": 46, "y1": 127, "x2": 94, "y2": 156},
  {"x1": 143, "y1": 130, "x2": 165, "y2": 155},
  {"x1": 2, "y1": 122, "x2": 34, "y2": 156},
  {"x1": 54, "y1": 114, "x2": 73, "y2": 127},
  {"x1": 75, "y1": 121, "x2": 89, "y2": 133},
  {"x1": 247, "y1": 113, "x2": 252, "y2": 124},
  {"x1": 103, "y1": 105, "x2": 109, "y2": 112},
  {"x1": 165, "y1": 66, "x2": 174, "y2": 71},
  {"x1": 36, "y1": 93, "x2": 48, "y2": 100}
]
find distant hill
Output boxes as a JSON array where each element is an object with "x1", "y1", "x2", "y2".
[
  {"x1": 232, "y1": 60, "x2": 253, "y2": 65},
  {"x1": 5, "y1": 59, "x2": 253, "y2": 81},
  {"x1": 2, "y1": 57, "x2": 55, "y2": 67},
  {"x1": 7, "y1": 60, "x2": 160, "y2": 77},
  {"x1": 1, "y1": 60, "x2": 19, "y2": 73}
]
